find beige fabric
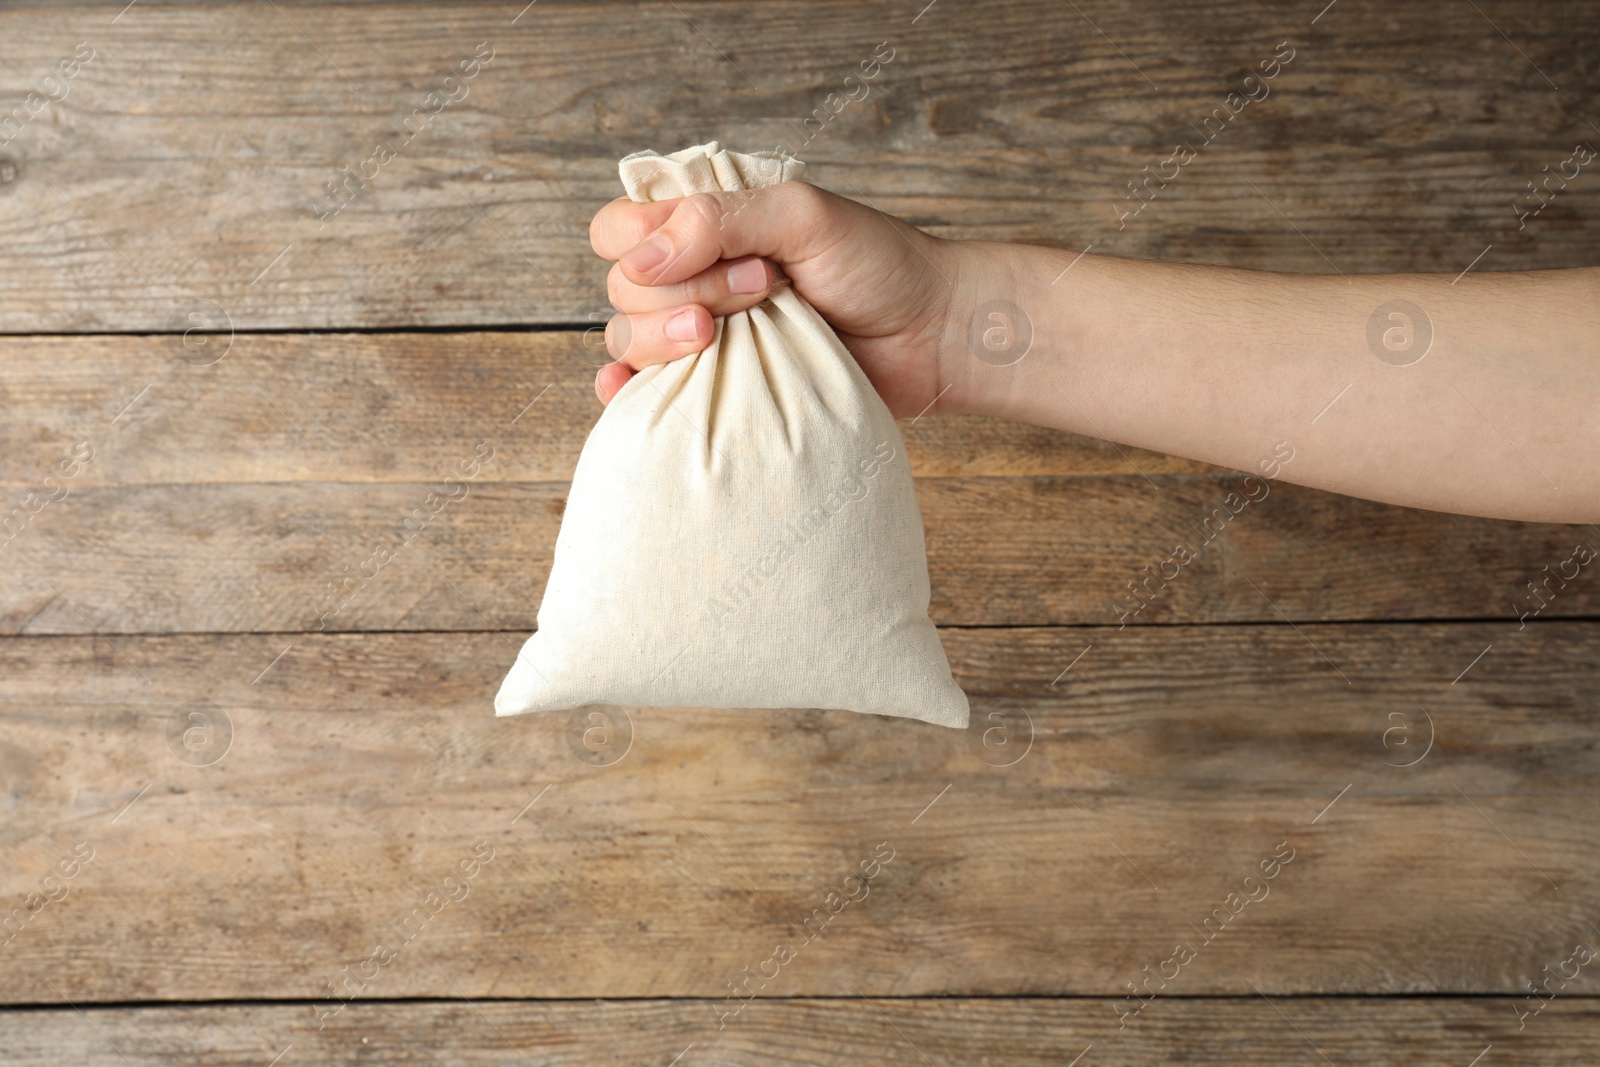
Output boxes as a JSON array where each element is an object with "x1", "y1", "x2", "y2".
[{"x1": 494, "y1": 141, "x2": 969, "y2": 729}]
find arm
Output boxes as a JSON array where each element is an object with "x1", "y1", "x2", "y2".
[
  {"x1": 589, "y1": 182, "x2": 1600, "y2": 524},
  {"x1": 949, "y1": 244, "x2": 1600, "y2": 523}
]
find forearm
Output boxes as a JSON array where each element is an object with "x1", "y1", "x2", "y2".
[{"x1": 941, "y1": 242, "x2": 1600, "y2": 523}]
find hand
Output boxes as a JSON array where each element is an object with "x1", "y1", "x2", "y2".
[{"x1": 587, "y1": 181, "x2": 976, "y2": 417}]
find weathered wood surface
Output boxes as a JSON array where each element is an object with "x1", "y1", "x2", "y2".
[
  {"x1": 2, "y1": 472, "x2": 1594, "y2": 634},
  {"x1": 0, "y1": 1, "x2": 1596, "y2": 331},
  {"x1": 2, "y1": 0, "x2": 1597, "y2": 1052},
  {"x1": 0, "y1": 332, "x2": 1212, "y2": 481},
  {"x1": 2, "y1": 998, "x2": 1597, "y2": 1066},
  {"x1": 1, "y1": 624, "x2": 1594, "y2": 1003}
]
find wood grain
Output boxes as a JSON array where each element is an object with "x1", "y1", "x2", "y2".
[
  {"x1": 3, "y1": 0, "x2": 1597, "y2": 1049},
  {"x1": 2, "y1": 473, "x2": 1593, "y2": 634},
  {"x1": 0, "y1": 2, "x2": 1595, "y2": 330},
  {"x1": 0, "y1": 331, "x2": 1214, "y2": 482},
  {"x1": 1, "y1": 625, "x2": 1595, "y2": 1002},
  {"x1": 2, "y1": 998, "x2": 1597, "y2": 1066}
]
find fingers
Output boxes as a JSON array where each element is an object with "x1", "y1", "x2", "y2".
[
  {"x1": 600, "y1": 255, "x2": 774, "y2": 369},
  {"x1": 607, "y1": 255, "x2": 771, "y2": 317},
  {"x1": 595, "y1": 360, "x2": 635, "y2": 405},
  {"x1": 587, "y1": 182, "x2": 859, "y2": 395},
  {"x1": 591, "y1": 182, "x2": 852, "y2": 288},
  {"x1": 590, "y1": 197, "x2": 678, "y2": 260},
  {"x1": 605, "y1": 303, "x2": 714, "y2": 369}
]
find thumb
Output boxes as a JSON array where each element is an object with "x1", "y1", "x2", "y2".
[{"x1": 599, "y1": 183, "x2": 862, "y2": 288}]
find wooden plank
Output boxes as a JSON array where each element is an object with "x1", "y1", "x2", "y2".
[
  {"x1": 1, "y1": 624, "x2": 1595, "y2": 1002},
  {"x1": 2, "y1": 998, "x2": 1597, "y2": 1066},
  {"x1": 0, "y1": 2, "x2": 1595, "y2": 330},
  {"x1": 8, "y1": 145, "x2": 1593, "y2": 333},
  {"x1": 0, "y1": 332, "x2": 1213, "y2": 483},
  {"x1": 3, "y1": 0, "x2": 1589, "y2": 157},
  {"x1": 1, "y1": 473, "x2": 1594, "y2": 633}
]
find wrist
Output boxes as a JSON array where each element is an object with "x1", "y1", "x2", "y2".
[{"x1": 934, "y1": 239, "x2": 1068, "y2": 420}]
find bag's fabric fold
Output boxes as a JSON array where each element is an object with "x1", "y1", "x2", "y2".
[{"x1": 494, "y1": 141, "x2": 969, "y2": 728}]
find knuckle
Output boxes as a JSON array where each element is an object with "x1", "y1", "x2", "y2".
[
  {"x1": 778, "y1": 179, "x2": 824, "y2": 222},
  {"x1": 689, "y1": 269, "x2": 722, "y2": 304},
  {"x1": 778, "y1": 180, "x2": 840, "y2": 248},
  {"x1": 675, "y1": 191, "x2": 726, "y2": 240},
  {"x1": 604, "y1": 315, "x2": 630, "y2": 359},
  {"x1": 589, "y1": 201, "x2": 619, "y2": 256},
  {"x1": 589, "y1": 197, "x2": 633, "y2": 257}
]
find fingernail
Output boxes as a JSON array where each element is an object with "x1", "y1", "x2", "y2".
[
  {"x1": 664, "y1": 307, "x2": 701, "y2": 342},
  {"x1": 726, "y1": 258, "x2": 767, "y2": 294},
  {"x1": 623, "y1": 235, "x2": 670, "y2": 274}
]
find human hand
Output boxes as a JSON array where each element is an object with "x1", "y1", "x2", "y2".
[{"x1": 588, "y1": 181, "x2": 980, "y2": 418}]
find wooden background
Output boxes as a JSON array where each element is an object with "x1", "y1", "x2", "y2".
[{"x1": 2, "y1": 0, "x2": 1598, "y2": 1062}]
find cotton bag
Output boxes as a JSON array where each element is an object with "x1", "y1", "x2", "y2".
[{"x1": 494, "y1": 141, "x2": 969, "y2": 728}]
